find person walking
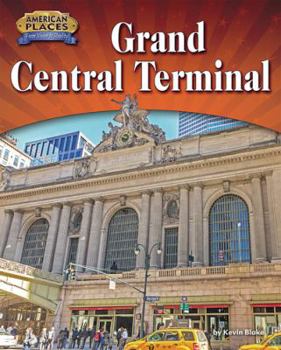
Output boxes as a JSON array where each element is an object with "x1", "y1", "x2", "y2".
[
  {"x1": 118, "y1": 327, "x2": 128, "y2": 350},
  {"x1": 47, "y1": 327, "x2": 55, "y2": 350},
  {"x1": 39, "y1": 328, "x2": 48, "y2": 350},
  {"x1": 71, "y1": 328, "x2": 79, "y2": 349},
  {"x1": 63, "y1": 328, "x2": 69, "y2": 349}
]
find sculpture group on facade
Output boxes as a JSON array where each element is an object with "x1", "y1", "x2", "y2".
[{"x1": 96, "y1": 95, "x2": 166, "y2": 152}]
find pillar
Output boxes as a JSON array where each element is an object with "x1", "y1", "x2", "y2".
[
  {"x1": 177, "y1": 186, "x2": 189, "y2": 267},
  {"x1": 42, "y1": 204, "x2": 62, "y2": 271},
  {"x1": 76, "y1": 200, "x2": 93, "y2": 271},
  {"x1": 86, "y1": 198, "x2": 104, "y2": 269},
  {"x1": 266, "y1": 171, "x2": 281, "y2": 261},
  {"x1": 0, "y1": 210, "x2": 13, "y2": 257},
  {"x1": 52, "y1": 203, "x2": 71, "y2": 274},
  {"x1": 3, "y1": 210, "x2": 23, "y2": 261},
  {"x1": 136, "y1": 191, "x2": 151, "y2": 269},
  {"x1": 192, "y1": 184, "x2": 203, "y2": 266},
  {"x1": 149, "y1": 189, "x2": 163, "y2": 268},
  {"x1": 251, "y1": 175, "x2": 267, "y2": 262}
]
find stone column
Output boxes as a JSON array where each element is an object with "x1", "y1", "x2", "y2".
[
  {"x1": 177, "y1": 186, "x2": 189, "y2": 267},
  {"x1": 136, "y1": 191, "x2": 151, "y2": 269},
  {"x1": 0, "y1": 210, "x2": 13, "y2": 257},
  {"x1": 52, "y1": 203, "x2": 71, "y2": 274},
  {"x1": 42, "y1": 204, "x2": 62, "y2": 272},
  {"x1": 251, "y1": 175, "x2": 267, "y2": 262},
  {"x1": 192, "y1": 184, "x2": 203, "y2": 266},
  {"x1": 76, "y1": 200, "x2": 93, "y2": 271},
  {"x1": 149, "y1": 189, "x2": 163, "y2": 268},
  {"x1": 266, "y1": 172, "x2": 281, "y2": 261},
  {"x1": 87, "y1": 198, "x2": 104, "y2": 269},
  {"x1": 3, "y1": 210, "x2": 23, "y2": 261}
]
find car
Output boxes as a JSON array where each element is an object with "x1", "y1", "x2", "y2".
[
  {"x1": 0, "y1": 329, "x2": 17, "y2": 348},
  {"x1": 124, "y1": 328, "x2": 209, "y2": 350},
  {"x1": 239, "y1": 332, "x2": 281, "y2": 350}
]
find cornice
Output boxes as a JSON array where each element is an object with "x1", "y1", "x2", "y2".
[{"x1": 0, "y1": 145, "x2": 281, "y2": 203}]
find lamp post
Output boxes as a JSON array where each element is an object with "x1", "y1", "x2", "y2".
[{"x1": 134, "y1": 242, "x2": 162, "y2": 338}]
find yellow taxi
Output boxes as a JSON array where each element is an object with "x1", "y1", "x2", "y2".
[
  {"x1": 124, "y1": 328, "x2": 209, "y2": 350},
  {"x1": 239, "y1": 332, "x2": 281, "y2": 350}
]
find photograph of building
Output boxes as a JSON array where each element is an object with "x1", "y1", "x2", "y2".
[
  {"x1": 178, "y1": 112, "x2": 248, "y2": 138},
  {"x1": 0, "y1": 101, "x2": 281, "y2": 350},
  {"x1": 0, "y1": 134, "x2": 32, "y2": 169},
  {"x1": 24, "y1": 131, "x2": 95, "y2": 166}
]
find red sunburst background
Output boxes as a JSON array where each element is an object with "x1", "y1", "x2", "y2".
[{"x1": 0, "y1": 0, "x2": 280, "y2": 133}]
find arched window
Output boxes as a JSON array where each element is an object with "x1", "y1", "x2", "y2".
[
  {"x1": 21, "y1": 219, "x2": 49, "y2": 269},
  {"x1": 209, "y1": 194, "x2": 251, "y2": 266},
  {"x1": 104, "y1": 208, "x2": 139, "y2": 272}
]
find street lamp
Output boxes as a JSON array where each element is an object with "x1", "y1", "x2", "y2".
[
  {"x1": 134, "y1": 242, "x2": 162, "y2": 339},
  {"x1": 237, "y1": 222, "x2": 242, "y2": 262}
]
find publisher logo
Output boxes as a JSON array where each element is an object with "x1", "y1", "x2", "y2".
[{"x1": 16, "y1": 11, "x2": 78, "y2": 45}]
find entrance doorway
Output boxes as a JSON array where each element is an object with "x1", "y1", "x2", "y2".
[{"x1": 97, "y1": 319, "x2": 112, "y2": 333}]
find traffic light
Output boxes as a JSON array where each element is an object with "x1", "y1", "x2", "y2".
[
  {"x1": 180, "y1": 303, "x2": 190, "y2": 313},
  {"x1": 65, "y1": 264, "x2": 76, "y2": 281}
]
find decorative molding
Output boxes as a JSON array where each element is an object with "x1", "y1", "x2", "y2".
[
  {"x1": 69, "y1": 206, "x2": 83, "y2": 234},
  {"x1": 223, "y1": 181, "x2": 230, "y2": 193},
  {"x1": 0, "y1": 146, "x2": 281, "y2": 202},
  {"x1": 163, "y1": 192, "x2": 180, "y2": 224},
  {"x1": 119, "y1": 195, "x2": 127, "y2": 207},
  {"x1": 34, "y1": 207, "x2": 42, "y2": 217},
  {"x1": 160, "y1": 144, "x2": 182, "y2": 163}
]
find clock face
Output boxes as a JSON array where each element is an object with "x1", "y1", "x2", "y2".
[{"x1": 116, "y1": 128, "x2": 134, "y2": 147}]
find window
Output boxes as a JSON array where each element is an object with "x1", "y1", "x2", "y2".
[
  {"x1": 182, "y1": 331, "x2": 195, "y2": 341},
  {"x1": 3, "y1": 149, "x2": 9, "y2": 161},
  {"x1": 104, "y1": 208, "x2": 139, "y2": 272},
  {"x1": 65, "y1": 136, "x2": 71, "y2": 151},
  {"x1": 66, "y1": 238, "x2": 79, "y2": 266},
  {"x1": 209, "y1": 194, "x2": 251, "y2": 266},
  {"x1": 19, "y1": 161, "x2": 25, "y2": 168},
  {"x1": 165, "y1": 332, "x2": 179, "y2": 341},
  {"x1": 13, "y1": 155, "x2": 19, "y2": 167},
  {"x1": 21, "y1": 219, "x2": 49, "y2": 269},
  {"x1": 148, "y1": 332, "x2": 165, "y2": 342},
  {"x1": 164, "y1": 227, "x2": 178, "y2": 268}
]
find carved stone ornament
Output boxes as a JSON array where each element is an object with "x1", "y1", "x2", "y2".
[
  {"x1": 0, "y1": 169, "x2": 10, "y2": 192},
  {"x1": 119, "y1": 195, "x2": 127, "y2": 206},
  {"x1": 69, "y1": 207, "x2": 83, "y2": 234},
  {"x1": 223, "y1": 180, "x2": 230, "y2": 193},
  {"x1": 161, "y1": 144, "x2": 182, "y2": 163},
  {"x1": 163, "y1": 192, "x2": 180, "y2": 224},
  {"x1": 94, "y1": 95, "x2": 166, "y2": 153},
  {"x1": 73, "y1": 158, "x2": 96, "y2": 179}
]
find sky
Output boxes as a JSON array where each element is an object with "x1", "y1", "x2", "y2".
[{"x1": 10, "y1": 110, "x2": 179, "y2": 150}]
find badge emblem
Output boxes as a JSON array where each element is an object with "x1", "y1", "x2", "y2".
[{"x1": 16, "y1": 11, "x2": 78, "y2": 45}]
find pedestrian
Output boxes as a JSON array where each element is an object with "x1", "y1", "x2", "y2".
[
  {"x1": 116, "y1": 328, "x2": 122, "y2": 347},
  {"x1": 80, "y1": 327, "x2": 88, "y2": 349},
  {"x1": 23, "y1": 328, "x2": 37, "y2": 350},
  {"x1": 47, "y1": 327, "x2": 55, "y2": 350},
  {"x1": 39, "y1": 328, "x2": 48, "y2": 350},
  {"x1": 71, "y1": 328, "x2": 79, "y2": 349},
  {"x1": 87, "y1": 328, "x2": 94, "y2": 349},
  {"x1": 204, "y1": 330, "x2": 212, "y2": 350},
  {"x1": 118, "y1": 326, "x2": 128, "y2": 350},
  {"x1": 57, "y1": 330, "x2": 64, "y2": 349},
  {"x1": 63, "y1": 328, "x2": 69, "y2": 349},
  {"x1": 92, "y1": 327, "x2": 103, "y2": 350}
]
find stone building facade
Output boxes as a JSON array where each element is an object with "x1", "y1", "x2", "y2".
[{"x1": 0, "y1": 109, "x2": 281, "y2": 349}]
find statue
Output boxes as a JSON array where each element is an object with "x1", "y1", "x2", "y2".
[
  {"x1": 0, "y1": 169, "x2": 10, "y2": 191},
  {"x1": 95, "y1": 95, "x2": 166, "y2": 152},
  {"x1": 111, "y1": 94, "x2": 138, "y2": 127}
]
